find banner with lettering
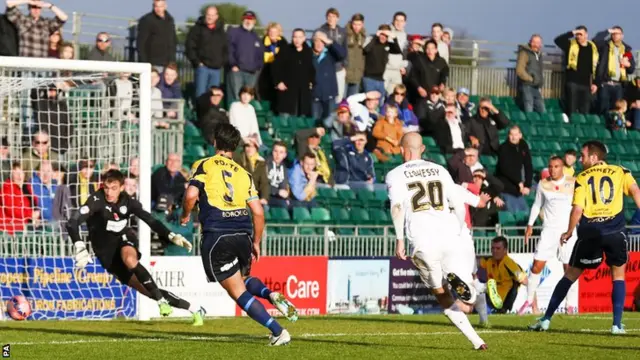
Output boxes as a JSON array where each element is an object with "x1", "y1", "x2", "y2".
[
  {"x1": 388, "y1": 258, "x2": 440, "y2": 314},
  {"x1": 579, "y1": 251, "x2": 640, "y2": 313},
  {"x1": 0, "y1": 257, "x2": 136, "y2": 319}
]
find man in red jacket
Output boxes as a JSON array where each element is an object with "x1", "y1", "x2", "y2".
[{"x1": 0, "y1": 162, "x2": 40, "y2": 233}]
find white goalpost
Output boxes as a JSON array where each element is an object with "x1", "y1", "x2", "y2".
[{"x1": 0, "y1": 56, "x2": 154, "y2": 321}]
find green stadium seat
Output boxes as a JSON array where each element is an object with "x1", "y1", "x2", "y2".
[
  {"x1": 498, "y1": 211, "x2": 516, "y2": 226},
  {"x1": 558, "y1": 127, "x2": 572, "y2": 139},
  {"x1": 374, "y1": 189, "x2": 389, "y2": 205},
  {"x1": 250, "y1": 100, "x2": 263, "y2": 111},
  {"x1": 184, "y1": 144, "x2": 205, "y2": 158},
  {"x1": 552, "y1": 113, "x2": 565, "y2": 123},
  {"x1": 510, "y1": 110, "x2": 526, "y2": 123},
  {"x1": 350, "y1": 207, "x2": 371, "y2": 225},
  {"x1": 423, "y1": 136, "x2": 437, "y2": 148},
  {"x1": 356, "y1": 189, "x2": 375, "y2": 206},
  {"x1": 292, "y1": 207, "x2": 312, "y2": 224},
  {"x1": 629, "y1": 131, "x2": 640, "y2": 141},
  {"x1": 573, "y1": 127, "x2": 586, "y2": 138},
  {"x1": 369, "y1": 208, "x2": 391, "y2": 225},
  {"x1": 271, "y1": 115, "x2": 291, "y2": 130},
  {"x1": 585, "y1": 114, "x2": 600, "y2": 125},
  {"x1": 532, "y1": 156, "x2": 546, "y2": 170},
  {"x1": 545, "y1": 98, "x2": 561, "y2": 110},
  {"x1": 525, "y1": 112, "x2": 541, "y2": 122},
  {"x1": 598, "y1": 130, "x2": 612, "y2": 141},
  {"x1": 317, "y1": 187, "x2": 339, "y2": 206},
  {"x1": 269, "y1": 207, "x2": 291, "y2": 223},
  {"x1": 612, "y1": 130, "x2": 629, "y2": 141},
  {"x1": 582, "y1": 127, "x2": 599, "y2": 138},
  {"x1": 311, "y1": 207, "x2": 332, "y2": 223},
  {"x1": 540, "y1": 113, "x2": 554, "y2": 123},
  {"x1": 480, "y1": 155, "x2": 497, "y2": 167},
  {"x1": 330, "y1": 207, "x2": 351, "y2": 224},
  {"x1": 547, "y1": 141, "x2": 562, "y2": 153},
  {"x1": 514, "y1": 211, "x2": 529, "y2": 226},
  {"x1": 621, "y1": 161, "x2": 638, "y2": 172},
  {"x1": 337, "y1": 189, "x2": 357, "y2": 205},
  {"x1": 431, "y1": 153, "x2": 446, "y2": 166},
  {"x1": 570, "y1": 113, "x2": 586, "y2": 124}
]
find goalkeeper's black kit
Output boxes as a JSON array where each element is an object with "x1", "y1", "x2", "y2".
[{"x1": 66, "y1": 189, "x2": 171, "y2": 283}]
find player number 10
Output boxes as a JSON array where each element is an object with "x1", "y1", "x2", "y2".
[
  {"x1": 407, "y1": 180, "x2": 444, "y2": 212},
  {"x1": 587, "y1": 176, "x2": 614, "y2": 205}
]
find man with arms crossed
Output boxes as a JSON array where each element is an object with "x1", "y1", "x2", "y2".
[
  {"x1": 387, "y1": 132, "x2": 487, "y2": 350},
  {"x1": 520, "y1": 156, "x2": 578, "y2": 315}
]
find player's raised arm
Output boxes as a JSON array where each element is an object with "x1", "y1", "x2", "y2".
[{"x1": 130, "y1": 198, "x2": 192, "y2": 252}]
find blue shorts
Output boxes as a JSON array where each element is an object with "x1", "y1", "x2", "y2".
[
  {"x1": 200, "y1": 230, "x2": 253, "y2": 283},
  {"x1": 569, "y1": 231, "x2": 628, "y2": 269}
]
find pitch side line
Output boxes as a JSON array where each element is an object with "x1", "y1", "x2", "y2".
[{"x1": 9, "y1": 329, "x2": 640, "y2": 346}]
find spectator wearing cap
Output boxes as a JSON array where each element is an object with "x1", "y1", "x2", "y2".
[
  {"x1": 272, "y1": 28, "x2": 315, "y2": 117},
  {"x1": 5, "y1": 0, "x2": 67, "y2": 58},
  {"x1": 495, "y1": 125, "x2": 532, "y2": 212},
  {"x1": 233, "y1": 138, "x2": 270, "y2": 206},
  {"x1": 408, "y1": 35, "x2": 424, "y2": 54},
  {"x1": 384, "y1": 12, "x2": 409, "y2": 96},
  {"x1": 136, "y1": 0, "x2": 176, "y2": 72},
  {"x1": 87, "y1": 32, "x2": 115, "y2": 61},
  {"x1": 0, "y1": 137, "x2": 10, "y2": 180},
  {"x1": 435, "y1": 103, "x2": 467, "y2": 154},
  {"x1": 265, "y1": 141, "x2": 290, "y2": 209},
  {"x1": 345, "y1": 13, "x2": 367, "y2": 98},
  {"x1": 456, "y1": 87, "x2": 476, "y2": 123},
  {"x1": 333, "y1": 131, "x2": 375, "y2": 186},
  {"x1": 186, "y1": 5, "x2": 228, "y2": 98},
  {"x1": 21, "y1": 131, "x2": 59, "y2": 176},
  {"x1": 325, "y1": 100, "x2": 357, "y2": 141},
  {"x1": 310, "y1": 30, "x2": 347, "y2": 122},
  {"x1": 295, "y1": 127, "x2": 333, "y2": 185},
  {"x1": 318, "y1": 7, "x2": 348, "y2": 103},
  {"x1": 196, "y1": 86, "x2": 228, "y2": 140},
  {"x1": 516, "y1": 34, "x2": 545, "y2": 113},
  {"x1": 430, "y1": 23, "x2": 449, "y2": 63},
  {"x1": 289, "y1": 152, "x2": 319, "y2": 210},
  {"x1": 362, "y1": 24, "x2": 402, "y2": 101},
  {"x1": 258, "y1": 22, "x2": 287, "y2": 107},
  {"x1": 151, "y1": 153, "x2": 186, "y2": 207},
  {"x1": 467, "y1": 97, "x2": 510, "y2": 156},
  {"x1": 554, "y1": 26, "x2": 598, "y2": 115},
  {"x1": 67, "y1": 160, "x2": 98, "y2": 208},
  {"x1": 0, "y1": 10, "x2": 19, "y2": 56},
  {"x1": 471, "y1": 168, "x2": 504, "y2": 227},
  {"x1": 226, "y1": 10, "x2": 263, "y2": 104},
  {"x1": 594, "y1": 26, "x2": 636, "y2": 115},
  {"x1": 382, "y1": 84, "x2": 419, "y2": 132},
  {"x1": 229, "y1": 86, "x2": 262, "y2": 146},
  {"x1": 0, "y1": 162, "x2": 39, "y2": 234},
  {"x1": 418, "y1": 86, "x2": 445, "y2": 136},
  {"x1": 372, "y1": 103, "x2": 404, "y2": 162},
  {"x1": 409, "y1": 39, "x2": 449, "y2": 121}
]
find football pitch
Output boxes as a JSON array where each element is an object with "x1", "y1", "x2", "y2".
[{"x1": 1, "y1": 314, "x2": 640, "y2": 359}]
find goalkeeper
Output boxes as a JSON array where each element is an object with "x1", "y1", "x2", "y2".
[{"x1": 66, "y1": 169, "x2": 206, "y2": 325}]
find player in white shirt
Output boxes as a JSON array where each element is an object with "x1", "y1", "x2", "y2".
[
  {"x1": 518, "y1": 156, "x2": 578, "y2": 315},
  {"x1": 386, "y1": 133, "x2": 487, "y2": 350}
]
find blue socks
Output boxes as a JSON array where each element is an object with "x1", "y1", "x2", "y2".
[
  {"x1": 236, "y1": 291, "x2": 282, "y2": 336},
  {"x1": 245, "y1": 277, "x2": 272, "y2": 299},
  {"x1": 543, "y1": 277, "x2": 574, "y2": 321},
  {"x1": 612, "y1": 280, "x2": 625, "y2": 327}
]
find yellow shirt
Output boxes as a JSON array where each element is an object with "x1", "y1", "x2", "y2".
[
  {"x1": 563, "y1": 166, "x2": 575, "y2": 177},
  {"x1": 573, "y1": 162, "x2": 636, "y2": 236},
  {"x1": 79, "y1": 173, "x2": 90, "y2": 205},
  {"x1": 481, "y1": 256, "x2": 525, "y2": 300}
]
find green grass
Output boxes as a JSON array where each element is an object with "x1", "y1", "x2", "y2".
[{"x1": 1, "y1": 314, "x2": 640, "y2": 359}]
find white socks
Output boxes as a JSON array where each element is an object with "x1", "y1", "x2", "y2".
[
  {"x1": 444, "y1": 303, "x2": 485, "y2": 349},
  {"x1": 526, "y1": 272, "x2": 542, "y2": 304},
  {"x1": 473, "y1": 279, "x2": 488, "y2": 324}
]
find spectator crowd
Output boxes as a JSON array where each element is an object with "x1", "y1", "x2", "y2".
[{"x1": 0, "y1": 0, "x2": 639, "y2": 245}]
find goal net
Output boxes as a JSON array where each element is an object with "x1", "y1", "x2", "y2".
[{"x1": 0, "y1": 57, "x2": 153, "y2": 320}]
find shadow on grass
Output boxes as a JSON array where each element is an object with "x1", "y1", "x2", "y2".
[{"x1": 549, "y1": 342, "x2": 640, "y2": 351}]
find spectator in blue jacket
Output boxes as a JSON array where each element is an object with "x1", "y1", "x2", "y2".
[
  {"x1": 593, "y1": 26, "x2": 636, "y2": 115},
  {"x1": 310, "y1": 30, "x2": 347, "y2": 123},
  {"x1": 157, "y1": 62, "x2": 182, "y2": 118},
  {"x1": 28, "y1": 160, "x2": 57, "y2": 222},
  {"x1": 289, "y1": 152, "x2": 319, "y2": 210},
  {"x1": 318, "y1": 7, "x2": 348, "y2": 103},
  {"x1": 226, "y1": 10, "x2": 263, "y2": 104},
  {"x1": 333, "y1": 131, "x2": 375, "y2": 187}
]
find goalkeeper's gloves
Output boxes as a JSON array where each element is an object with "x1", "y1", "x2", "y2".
[
  {"x1": 168, "y1": 232, "x2": 192, "y2": 252},
  {"x1": 73, "y1": 242, "x2": 92, "y2": 269}
]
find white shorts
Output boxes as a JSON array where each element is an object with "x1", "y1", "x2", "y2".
[
  {"x1": 411, "y1": 232, "x2": 475, "y2": 290},
  {"x1": 535, "y1": 227, "x2": 577, "y2": 264}
]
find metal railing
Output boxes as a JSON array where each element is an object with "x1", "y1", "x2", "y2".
[
  {"x1": 65, "y1": 12, "x2": 640, "y2": 99},
  {"x1": 3, "y1": 225, "x2": 640, "y2": 258}
]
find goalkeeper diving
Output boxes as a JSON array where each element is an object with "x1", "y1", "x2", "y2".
[{"x1": 66, "y1": 169, "x2": 206, "y2": 325}]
